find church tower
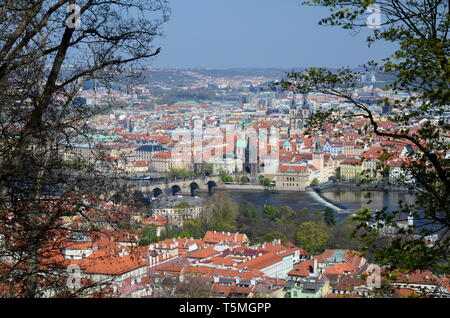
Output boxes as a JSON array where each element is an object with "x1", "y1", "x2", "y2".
[
  {"x1": 289, "y1": 93, "x2": 305, "y2": 137},
  {"x1": 301, "y1": 92, "x2": 311, "y2": 119},
  {"x1": 312, "y1": 138, "x2": 324, "y2": 173}
]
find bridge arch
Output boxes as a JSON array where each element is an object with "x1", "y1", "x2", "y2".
[
  {"x1": 207, "y1": 180, "x2": 217, "y2": 193},
  {"x1": 189, "y1": 182, "x2": 200, "y2": 196},
  {"x1": 133, "y1": 190, "x2": 144, "y2": 201},
  {"x1": 171, "y1": 185, "x2": 182, "y2": 195},
  {"x1": 152, "y1": 188, "x2": 163, "y2": 197}
]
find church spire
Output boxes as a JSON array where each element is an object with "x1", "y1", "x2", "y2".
[
  {"x1": 313, "y1": 138, "x2": 323, "y2": 154},
  {"x1": 290, "y1": 92, "x2": 296, "y2": 109},
  {"x1": 302, "y1": 92, "x2": 309, "y2": 109}
]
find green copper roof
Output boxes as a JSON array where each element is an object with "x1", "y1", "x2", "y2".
[{"x1": 327, "y1": 250, "x2": 346, "y2": 263}]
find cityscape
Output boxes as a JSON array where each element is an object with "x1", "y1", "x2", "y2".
[{"x1": 0, "y1": 0, "x2": 448, "y2": 303}]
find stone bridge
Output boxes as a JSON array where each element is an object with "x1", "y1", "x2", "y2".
[{"x1": 127, "y1": 175, "x2": 223, "y2": 197}]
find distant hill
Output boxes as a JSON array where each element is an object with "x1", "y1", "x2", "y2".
[
  {"x1": 184, "y1": 68, "x2": 295, "y2": 79},
  {"x1": 77, "y1": 67, "x2": 397, "y2": 90}
]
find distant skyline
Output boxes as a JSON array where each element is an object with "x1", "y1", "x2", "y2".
[{"x1": 151, "y1": 0, "x2": 396, "y2": 69}]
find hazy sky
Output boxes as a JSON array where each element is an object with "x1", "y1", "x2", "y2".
[{"x1": 151, "y1": 0, "x2": 395, "y2": 69}]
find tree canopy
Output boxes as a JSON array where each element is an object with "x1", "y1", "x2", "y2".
[{"x1": 0, "y1": 0, "x2": 169, "y2": 297}]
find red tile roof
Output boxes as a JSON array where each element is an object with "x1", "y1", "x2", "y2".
[
  {"x1": 203, "y1": 231, "x2": 248, "y2": 245},
  {"x1": 236, "y1": 253, "x2": 283, "y2": 271},
  {"x1": 288, "y1": 259, "x2": 314, "y2": 277},
  {"x1": 188, "y1": 247, "x2": 221, "y2": 259}
]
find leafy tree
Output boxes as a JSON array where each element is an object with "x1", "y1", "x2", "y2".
[
  {"x1": 278, "y1": 0, "x2": 449, "y2": 272},
  {"x1": 180, "y1": 220, "x2": 204, "y2": 239},
  {"x1": 327, "y1": 218, "x2": 360, "y2": 250},
  {"x1": 236, "y1": 202, "x2": 261, "y2": 241},
  {"x1": 139, "y1": 224, "x2": 159, "y2": 246},
  {"x1": 174, "y1": 202, "x2": 191, "y2": 209},
  {"x1": 295, "y1": 208, "x2": 323, "y2": 224},
  {"x1": 310, "y1": 178, "x2": 320, "y2": 186},
  {"x1": 196, "y1": 162, "x2": 214, "y2": 177},
  {"x1": 260, "y1": 177, "x2": 274, "y2": 189},
  {"x1": 219, "y1": 169, "x2": 234, "y2": 183},
  {"x1": 201, "y1": 192, "x2": 237, "y2": 233},
  {"x1": 296, "y1": 221, "x2": 330, "y2": 254},
  {"x1": 263, "y1": 205, "x2": 279, "y2": 221},
  {"x1": 167, "y1": 168, "x2": 195, "y2": 180},
  {"x1": 0, "y1": 0, "x2": 169, "y2": 297},
  {"x1": 323, "y1": 208, "x2": 337, "y2": 226},
  {"x1": 262, "y1": 232, "x2": 289, "y2": 247}
]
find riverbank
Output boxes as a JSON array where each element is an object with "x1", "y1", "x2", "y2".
[{"x1": 221, "y1": 184, "x2": 266, "y2": 190}]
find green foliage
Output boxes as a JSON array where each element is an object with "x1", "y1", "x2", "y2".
[
  {"x1": 327, "y1": 218, "x2": 361, "y2": 250},
  {"x1": 139, "y1": 224, "x2": 159, "y2": 246},
  {"x1": 174, "y1": 201, "x2": 191, "y2": 209},
  {"x1": 180, "y1": 219, "x2": 204, "y2": 239},
  {"x1": 263, "y1": 205, "x2": 280, "y2": 221},
  {"x1": 167, "y1": 168, "x2": 195, "y2": 180},
  {"x1": 310, "y1": 178, "x2": 320, "y2": 186},
  {"x1": 262, "y1": 231, "x2": 289, "y2": 246},
  {"x1": 205, "y1": 192, "x2": 238, "y2": 232},
  {"x1": 323, "y1": 207, "x2": 336, "y2": 226},
  {"x1": 219, "y1": 169, "x2": 234, "y2": 182},
  {"x1": 196, "y1": 163, "x2": 214, "y2": 177},
  {"x1": 296, "y1": 221, "x2": 330, "y2": 254},
  {"x1": 62, "y1": 159, "x2": 88, "y2": 169},
  {"x1": 260, "y1": 177, "x2": 273, "y2": 188}
]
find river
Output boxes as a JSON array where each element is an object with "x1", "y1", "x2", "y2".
[{"x1": 197, "y1": 185, "x2": 416, "y2": 223}]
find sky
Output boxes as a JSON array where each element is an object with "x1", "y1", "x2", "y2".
[{"x1": 151, "y1": 0, "x2": 395, "y2": 69}]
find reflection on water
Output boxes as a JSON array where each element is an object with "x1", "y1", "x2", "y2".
[{"x1": 321, "y1": 187, "x2": 416, "y2": 212}]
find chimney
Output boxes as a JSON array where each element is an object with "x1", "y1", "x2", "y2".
[{"x1": 313, "y1": 258, "x2": 318, "y2": 274}]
